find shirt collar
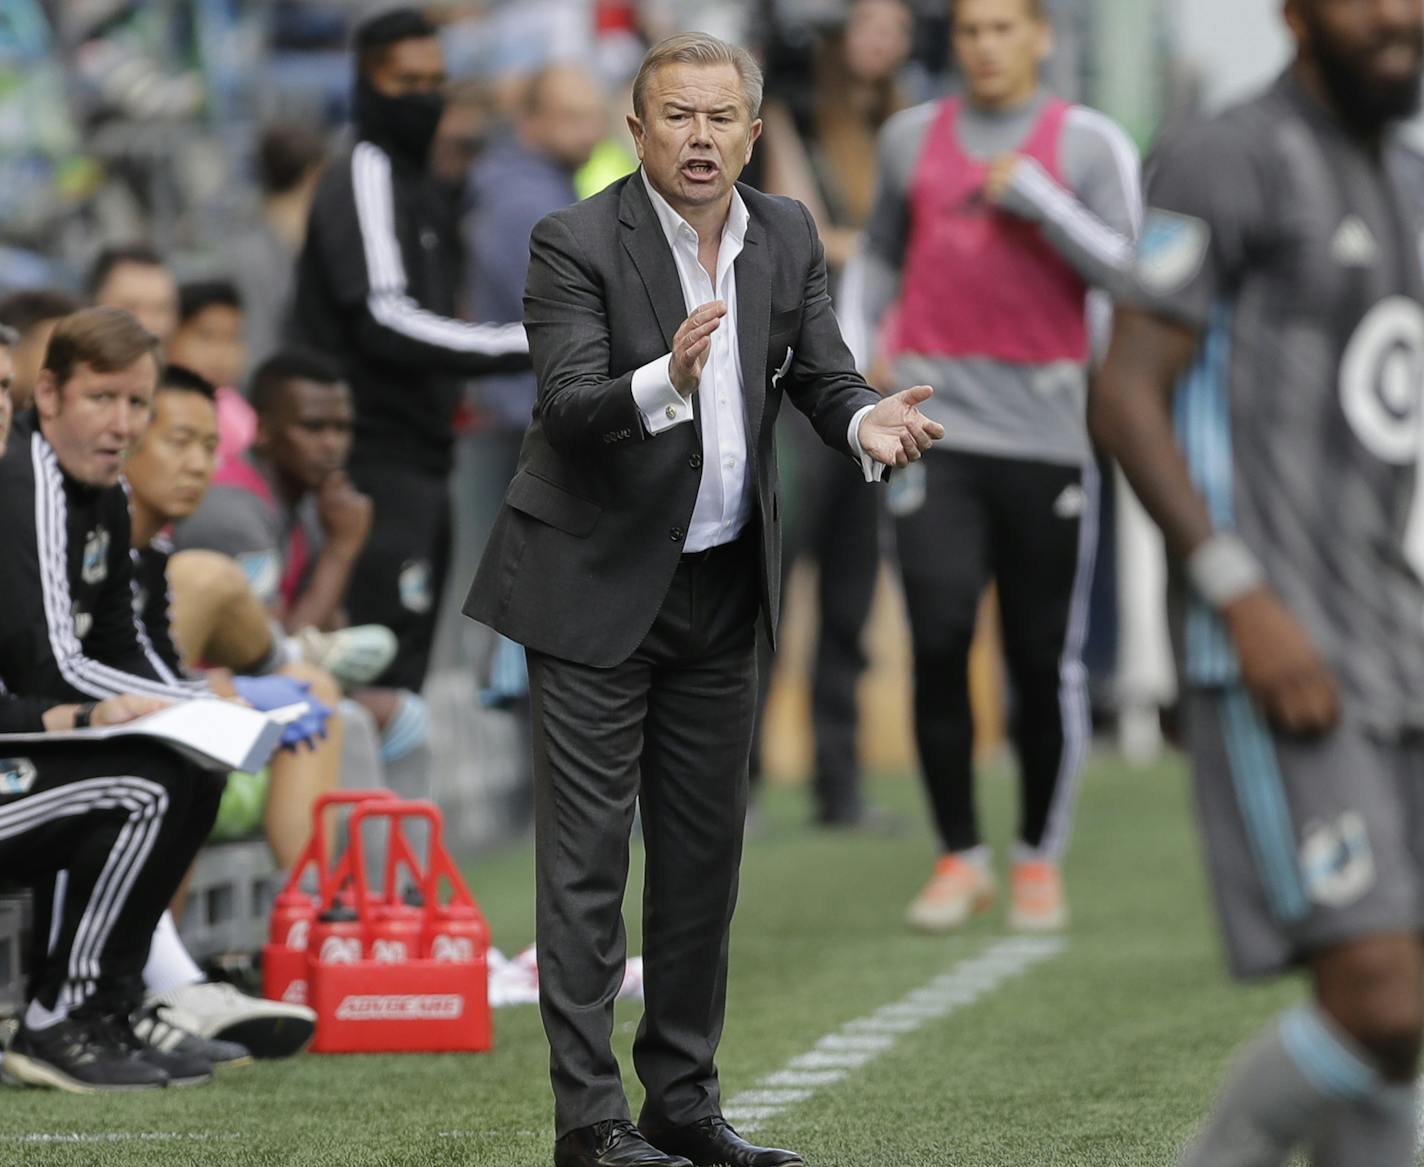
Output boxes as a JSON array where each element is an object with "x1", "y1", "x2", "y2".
[{"x1": 640, "y1": 167, "x2": 748, "y2": 251}]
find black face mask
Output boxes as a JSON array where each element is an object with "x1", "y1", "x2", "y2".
[{"x1": 354, "y1": 78, "x2": 446, "y2": 164}]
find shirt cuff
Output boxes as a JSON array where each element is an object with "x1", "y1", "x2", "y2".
[
  {"x1": 848, "y1": 403, "x2": 885, "y2": 483},
  {"x1": 631, "y1": 355, "x2": 693, "y2": 435},
  {"x1": 1000, "y1": 157, "x2": 1057, "y2": 223}
]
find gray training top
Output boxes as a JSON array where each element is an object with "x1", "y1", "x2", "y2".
[
  {"x1": 860, "y1": 88, "x2": 1142, "y2": 466},
  {"x1": 1126, "y1": 70, "x2": 1424, "y2": 736}
]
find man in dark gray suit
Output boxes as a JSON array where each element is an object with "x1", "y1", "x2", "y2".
[{"x1": 465, "y1": 32, "x2": 942, "y2": 1167}]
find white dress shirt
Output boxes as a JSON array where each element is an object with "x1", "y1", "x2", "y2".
[{"x1": 630, "y1": 171, "x2": 879, "y2": 553}]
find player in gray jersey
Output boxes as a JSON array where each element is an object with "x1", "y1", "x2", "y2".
[{"x1": 1093, "y1": 1, "x2": 1424, "y2": 1164}]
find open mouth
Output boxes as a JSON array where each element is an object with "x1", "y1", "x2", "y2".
[{"x1": 682, "y1": 159, "x2": 719, "y2": 182}]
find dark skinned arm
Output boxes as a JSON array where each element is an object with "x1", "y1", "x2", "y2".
[{"x1": 1091, "y1": 307, "x2": 1340, "y2": 735}]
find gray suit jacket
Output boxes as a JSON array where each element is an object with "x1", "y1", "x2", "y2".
[{"x1": 463, "y1": 172, "x2": 881, "y2": 667}]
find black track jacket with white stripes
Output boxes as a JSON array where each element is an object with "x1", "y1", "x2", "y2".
[
  {"x1": 0, "y1": 413, "x2": 205, "y2": 729},
  {"x1": 290, "y1": 134, "x2": 530, "y2": 476}
]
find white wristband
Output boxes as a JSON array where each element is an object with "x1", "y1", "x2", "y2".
[{"x1": 1186, "y1": 533, "x2": 1264, "y2": 610}]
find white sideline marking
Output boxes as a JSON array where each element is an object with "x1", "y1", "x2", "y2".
[
  {"x1": 0, "y1": 1133, "x2": 242, "y2": 1145},
  {"x1": 721, "y1": 936, "x2": 1065, "y2": 1134}
]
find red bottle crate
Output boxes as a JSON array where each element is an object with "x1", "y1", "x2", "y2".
[{"x1": 303, "y1": 799, "x2": 492, "y2": 1054}]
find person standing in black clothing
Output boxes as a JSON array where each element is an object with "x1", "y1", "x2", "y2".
[{"x1": 290, "y1": 8, "x2": 530, "y2": 692}]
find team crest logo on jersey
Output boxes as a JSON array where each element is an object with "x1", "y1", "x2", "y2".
[
  {"x1": 1134, "y1": 209, "x2": 1210, "y2": 296},
  {"x1": 81, "y1": 526, "x2": 110, "y2": 585},
  {"x1": 399, "y1": 559, "x2": 433, "y2": 614},
  {"x1": 1338, "y1": 297, "x2": 1424, "y2": 581},
  {"x1": 0, "y1": 758, "x2": 37, "y2": 796},
  {"x1": 1300, "y1": 811, "x2": 1376, "y2": 908}
]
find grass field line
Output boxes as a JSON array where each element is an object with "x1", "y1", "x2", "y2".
[
  {"x1": 0, "y1": 1131, "x2": 242, "y2": 1144},
  {"x1": 721, "y1": 935, "x2": 1065, "y2": 1134}
]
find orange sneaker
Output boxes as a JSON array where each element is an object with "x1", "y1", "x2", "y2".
[
  {"x1": 905, "y1": 854, "x2": 996, "y2": 932},
  {"x1": 1008, "y1": 860, "x2": 1068, "y2": 931}
]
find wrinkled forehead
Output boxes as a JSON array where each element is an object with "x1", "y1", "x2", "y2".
[{"x1": 645, "y1": 62, "x2": 752, "y2": 117}]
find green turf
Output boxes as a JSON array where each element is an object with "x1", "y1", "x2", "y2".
[{"x1": 0, "y1": 754, "x2": 1306, "y2": 1166}]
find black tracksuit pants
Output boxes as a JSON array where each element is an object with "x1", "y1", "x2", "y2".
[
  {"x1": 892, "y1": 448, "x2": 1096, "y2": 858},
  {"x1": 0, "y1": 739, "x2": 222, "y2": 1013}
]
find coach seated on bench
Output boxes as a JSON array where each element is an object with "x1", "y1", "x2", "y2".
[
  {"x1": 0, "y1": 308, "x2": 322, "y2": 1060},
  {"x1": 0, "y1": 327, "x2": 249, "y2": 1092}
]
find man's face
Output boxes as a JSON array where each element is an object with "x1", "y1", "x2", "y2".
[
  {"x1": 369, "y1": 37, "x2": 446, "y2": 96},
  {"x1": 93, "y1": 263, "x2": 179, "y2": 343},
  {"x1": 953, "y1": 0, "x2": 1050, "y2": 108},
  {"x1": 167, "y1": 304, "x2": 246, "y2": 390},
  {"x1": 844, "y1": 0, "x2": 915, "y2": 85},
  {"x1": 0, "y1": 347, "x2": 13, "y2": 457},
  {"x1": 261, "y1": 378, "x2": 355, "y2": 493},
  {"x1": 628, "y1": 63, "x2": 762, "y2": 219},
  {"x1": 125, "y1": 388, "x2": 220, "y2": 523},
  {"x1": 528, "y1": 69, "x2": 608, "y2": 173},
  {"x1": 11, "y1": 318, "x2": 59, "y2": 412},
  {"x1": 1290, "y1": 0, "x2": 1424, "y2": 132},
  {"x1": 35, "y1": 356, "x2": 159, "y2": 488}
]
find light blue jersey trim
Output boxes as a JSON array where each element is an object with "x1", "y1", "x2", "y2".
[
  {"x1": 1280, "y1": 1005, "x2": 1378, "y2": 1100},
  {"x1": 1174, "y1": 302, "x2": 1240, "y2": 685},
  {"x1": 1220, "y1": 689, "x2": 1309, "y2": 924}
]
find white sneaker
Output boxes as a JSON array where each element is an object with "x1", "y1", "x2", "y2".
[
  {"x1": 147, "y1": 982, "x2": 315, "y2": 1059},
  {"x1": 295, "y1": 624, "x2": 397, "y2": 687}
]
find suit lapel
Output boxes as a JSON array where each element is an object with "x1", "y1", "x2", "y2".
[
  {"x1": 735, "y1": 210, "x2": 770, "y2": 452},
  {"x1": 619, "y1": 176, "x2": 685, "y2": 355}
]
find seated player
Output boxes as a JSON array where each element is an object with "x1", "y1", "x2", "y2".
[
  {"x1": 87, "y1": 243, "x2": 179, "y2": 343},
  {"x1": 0, "y1": 327, "x2": 243, "y2": 1091},
  {"x1": 0, "y1": 306, "x2": 320, "y2": 1058},
  {"x1": 0, "y1": 289, "x2": 82, "y2": 412},
  {"x1": 176, "y1": 349, "x2": 425, "y2": 764},
  {"x1": 165, "y1": 278, "x2": 258, "y2": 471},
  {"x1": 122, "y1": 363, "x2": 346, "y2": 869}
]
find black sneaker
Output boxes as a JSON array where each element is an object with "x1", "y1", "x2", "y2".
[
  {"x1": 132, "y1": 1003, "x2": 253, "y2": 1068},
  {"x1": 2, "y1": 1014, "x2": 168, "y2": 1093}
]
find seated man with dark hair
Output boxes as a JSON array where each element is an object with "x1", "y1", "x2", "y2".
[
  {"x1": 168, "y1": 278, "x2": 256, "y2": 474},
  {"x1": 0, "y1": 289, "x2": 82, "y2": 411},
  {"x1": 123, "y1": 362, "x2": 348, "y2": 867},
  {"x1": 176, "y1": 350, "x2": 423, "y2": 763},
  {"x1": 87, "y1": 244, "x2": 178, "y2": 344}
]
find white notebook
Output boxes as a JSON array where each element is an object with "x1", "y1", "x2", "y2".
[{"x1": 0, "y1": 698, "x2": 298, "y2": 773}]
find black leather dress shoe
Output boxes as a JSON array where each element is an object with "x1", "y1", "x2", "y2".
[
  {"x1": 555, "y1": 1119, "x2": 695, "y2": 1167},
  {"x1": 641, "y1": 1116, "x2": 804, "y2": 1167}
]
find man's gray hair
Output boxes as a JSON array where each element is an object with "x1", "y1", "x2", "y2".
[
  {"x1": 632, "y1": 32, "x2": 764, "y2": 122},
  {"x1": 0, "y1": 325, "x2": 18, "y2": 350}
]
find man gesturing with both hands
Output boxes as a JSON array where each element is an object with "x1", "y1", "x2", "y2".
[{"x1": 466, "y1": 31, "x2": 940, "y2": 1167}]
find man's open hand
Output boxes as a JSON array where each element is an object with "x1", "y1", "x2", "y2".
[
  {"x1": 857, "y1": 385, "x2": 945, "y2": 468},
  {"x1": 670, "y1": 300, "x2": 726, "y2": 397}
]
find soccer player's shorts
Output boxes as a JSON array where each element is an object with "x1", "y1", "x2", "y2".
[
  {"x1": 1183, "y1": 686, "x2": 1424, "y2": 979},
  {"x1": 345, "y1": 460, "x2": 452, "y2": 693}
]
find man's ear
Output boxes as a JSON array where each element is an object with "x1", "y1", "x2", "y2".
[
  {"x1": 33, "y1": 369, "x2": 60, "y2": 422},
  {"x1": 626, "y1": 113, "x2": 646, "y2": 160}
]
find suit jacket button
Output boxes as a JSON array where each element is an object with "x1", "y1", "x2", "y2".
[
  {"x1": 669, "y1": 527, "x2": 685, "y2": 543},
  {"x1": 689, "y1": 453, "x2": 702, "y2": 469}
]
